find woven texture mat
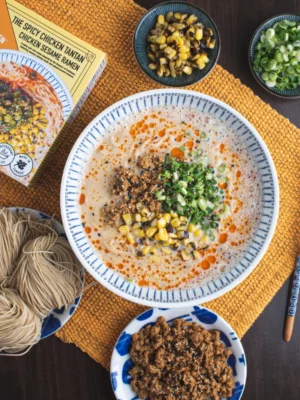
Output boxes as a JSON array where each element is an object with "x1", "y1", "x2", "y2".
[{"x1": 1, "y1": 0, "x2": 299, "y2": 370}]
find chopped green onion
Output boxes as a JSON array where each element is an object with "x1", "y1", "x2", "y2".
[
  {"x1": 178, "y1": 180, "x2": 187, "y2": 188},
  {"x1": 253, "y1": 19, "x2": 300, "y2": 91},
  {"x1": 177, "y1": 193, "x2": 186, "y2": 206},
  {"x1": 156, "y1": 155, "x2": 223, "y2": 230},
  {"x1": 218, "y1": 163, "x2": 226, "y2": 173},
  {"x1": 198, "y1": 198, "x2": 207, "y2": 211},
  {"x1": 266, "y1": 28, "x2": 275, "y2": 39}
]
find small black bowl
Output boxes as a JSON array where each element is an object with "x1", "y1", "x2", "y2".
[
  {"x1": 133, "y1": 1, "x2": 220, "y2": 87},
  {"x1": 249, "y1": 13, "x2": 300, "y2": 99}
]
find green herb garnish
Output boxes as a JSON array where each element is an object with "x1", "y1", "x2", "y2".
[
  {"x1": 156, "y1": 155, "x2": 224, "y2": 230},
  {"x1": 253, "y1": 19, "x2": 300, "y2": 90}
]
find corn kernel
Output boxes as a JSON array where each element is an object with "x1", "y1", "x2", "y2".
[
  {"x1": 194, "y1": 229, "x2": 202, "y2": 237},
  {"x1": 179, "y1": 45, "x2": 190, "y2": 53},
  {"x1": 179, "y1": 52, "x2": 189, "y2": 61},
  {"x1": 195, "y1": 28, "x2": 203, "y2": 40},
  {"x1": 158, "y1": 228, "x2": 168, "y2": 241},
  {"x1": 122, "y1": 214, "x2": 132, "y2": 226},
  {"x1": 119, "y1": 225, "x2": 130, "y2": 235},
  {"x1": 171, "y1": 218, "x2": 181, "y2": 228},
  {"x1": 163, "y1": 213, "x2": 171, "y2": 223},
  {"x1": 170, "y1": 211, "x2": 178, "y2": 218},
  {"x1": 142, "y1": 246, "x2": 151, "y2": 255},
  {"x1": 156, "y1": 35, "x2": 166, "y2": 44},
  {"x1": 157, "y1": 218, "x2": 166, "y2": 228},
  {"x1": 127, "y1": 233, "x2": 135, "y2": 245},
  {"x1": 151, "y1": 218, "x2": 158, "y2": 227},
  {"x1": 157, "y1": 14, "x2": 165, "y2": 24},
  {"x1": 150, "y1": 247, "x2": 157, "y2": 254},
  {"x1": 183, "y1": 66, "x2": 193, "y2": 75},
  {"x1": 133, "y1": 229, "x2": 145, "y2": 238},
  {"x1": 177, "y1": 37, "x2": 184, "y2": 46},
  {"x1": 199, "y1": 235, "x2": 209, "y2": 248},
  {"x1": 188, "y1": 223, "x2": 196, "y2": 233},
  {"x1": 187, "y1": 14, "x2": 197, "y2": 25},
  {"x1": 135, "y1": 213, "x2": 142, "y2": 222},
  {"x1": 174, "y1": 12, "x2": 181, "y2": 20},
  {"x1": 166, "y1": 11, "x2": 173, "y2": 21},
  {"x1": 207, "y1": 39, "x2": 216, "y2": 49},
  {"x1": 141, "y1": 208, "x2": 150, "y2": 217},
  {"x1": 141, "y1": 217, "x2": 148, "y2": 222},
  {"x1": 162, "y1": 247, "x2": 172, "y2": 255},
  {"x1": 182, "y1": 238, "x2": 190, "y2": 246},
  {"x1": 132, "y1": 223, "x2": 141, "y2": 229},
  {"x1": 198, "y1": 62, "x2": 206, "y2": 70},
  {"x1": 148, "y1": 53, "x2": 156, "y2": 62},
  {"x1": 193, "y1": 250, "x2": 201, "y2": 260},
  {"x1": 146, "y1": 227, "x2": 158, "y2": 238},
  {"x1": 181, "y1": 249, "x2": 191, "y2": 261},
  {"x1": 164, "y1": 46, "x2": 175, "y2": 55}
]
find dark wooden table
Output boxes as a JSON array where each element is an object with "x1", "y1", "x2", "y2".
[{"x1": 1, "y1": 0, "x2": 300, "y2": 399}]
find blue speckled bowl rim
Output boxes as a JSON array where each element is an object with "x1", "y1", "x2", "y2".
[
  {"x1": 133, "y1": 1, "x2": 221, "y2": 87},
  {"x1": 110, "y1": 306, "x2": 247, "y2": 400},
  {"x1": 249, "y1": 13, "x2": 300, "y2": 99}
]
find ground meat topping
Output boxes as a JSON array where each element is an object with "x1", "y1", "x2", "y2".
[
  {"x1": 103, "y1": 155, "x2": 164, "y2": 225},
  {"x1": 129, "y1": 317, "x2": 235, "y2": 400}
]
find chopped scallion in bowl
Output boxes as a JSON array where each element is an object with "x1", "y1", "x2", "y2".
[{"x1": 249, "y1": 14, "x2": 300, "y2": 98}]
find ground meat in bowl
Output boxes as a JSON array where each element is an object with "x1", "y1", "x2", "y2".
[{"x1": 129, "y1": 316, "x2": 235, "y2": 400}]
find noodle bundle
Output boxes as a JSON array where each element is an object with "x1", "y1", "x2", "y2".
[
  {"x1": 0, "y1": 208, "x2": 55, "y2": 281},
  {"x1": 0, "y1": 208, "x2": 83, "y2": 355},
  {"x1": 9, "y1": 235, "x2": 82, "y2": 318},
  {"x1": 0, "y1": 288, "x2": 42, "y2": 355},
  {"x1": 0, "y1": 209, "x2": 27, "y2": 281}
]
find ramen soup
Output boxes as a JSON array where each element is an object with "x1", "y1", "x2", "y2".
[
  {"x1": 0, "y1": 62, "x2": 64, "y2": 158},
  {"x1": 79, "y1": 107, "x2": 262, "y2": 290}
]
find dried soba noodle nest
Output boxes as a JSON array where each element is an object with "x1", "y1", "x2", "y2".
[
  {"x1": 0, "y1": 208, "x2": 82, "y2": 355},
  {"x1": 0, "y1": 288, "x2": 42, "y2": 355},
  {"x1": 9, "y1": 235, "x2": 82, "y2": 318},
  {"x1": 0, "y1": 208, "x2": 54, "y2": 281}
]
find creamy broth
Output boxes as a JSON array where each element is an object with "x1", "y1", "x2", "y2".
[{"x1": 79, "y1": 106, "x2": 262, "y2": 290}]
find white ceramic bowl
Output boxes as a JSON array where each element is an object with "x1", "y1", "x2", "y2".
[
  {"x1": 61, "y1": 89, "x2": 279, "y2": 308},
  {"x1": 110, "y1": 306, "x2": 247, "y2": 400}
]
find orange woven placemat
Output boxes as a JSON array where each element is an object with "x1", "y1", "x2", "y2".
[{"x1": 1, "y1": 0, "x2": 299, "y2": 370}]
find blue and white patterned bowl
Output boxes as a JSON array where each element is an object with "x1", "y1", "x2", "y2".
[
  {"x1": 134, "y1": 1, "x2": 220, "y2": 87},
  {"x1": 9, "y1": 207, "x2": 83, "y2": 340},
  {"x1": 0, "y1": 50, "x2": 73, "y2": 119},
  {"x1": 61, "y1": 89, "x2": 279, "y2": 308},
  {"x1": 110, "y1": 306, "x2": 247, "y2": 400}
]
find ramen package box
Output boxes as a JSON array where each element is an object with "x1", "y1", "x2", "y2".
[{"x1": 0, "y1": 0, "x2": 106, "y2": 186}]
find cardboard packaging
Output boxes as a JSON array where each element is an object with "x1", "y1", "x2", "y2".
[{"x1": 0, "y1": 0, "x2": 106, "y2": 185}]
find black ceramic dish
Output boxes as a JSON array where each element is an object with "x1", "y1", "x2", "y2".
[{"x1": 133, "y1": 1, "x2": 221, "y2": 87}]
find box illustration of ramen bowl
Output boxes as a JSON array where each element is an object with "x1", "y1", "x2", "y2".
[{"x1": 0, "y1": 0, "x2": 106, "y2": 185}]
